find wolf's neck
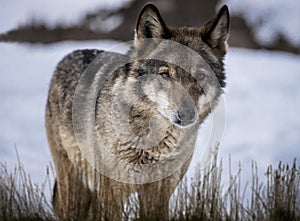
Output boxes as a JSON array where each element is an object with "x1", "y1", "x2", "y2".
[{"x1": 115, "y1": 124, "x2": 181, "y2": 164}]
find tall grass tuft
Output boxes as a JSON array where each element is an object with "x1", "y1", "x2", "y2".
[
  {"x1": 249, "y1": 160, "x2": 300, "y2": 221},
  {"x1": 0, "y1": 148, "x2": 299, "y2": 221},
  {"x1": 169, "y1": 155, "x2": 299, "y2": 221},
  {"x1": 0, "y1": 149, "x2": 55, "y2": 221}
]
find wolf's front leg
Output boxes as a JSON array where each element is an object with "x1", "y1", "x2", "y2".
[
  {"x1": 138, "y1": 178, "x2": 177, "y2": 221},
  {"x1": 90, "y1": 177, "x2": 131, "y2": 221}
]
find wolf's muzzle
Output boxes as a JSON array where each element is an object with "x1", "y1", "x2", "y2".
[{"x1": 172, "y1": 107, "x2": 196, "y2": 127}]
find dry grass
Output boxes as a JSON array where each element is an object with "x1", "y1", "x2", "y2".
[
  {"x1": 0, "y1": 150, "x2": 299, "y2": 221},
  {"x1": 170, "y1": 155, "x2": 300, "y2": 221},
  {"x1": 0, "y1": 149, "x2": 55, "y2": 221}
]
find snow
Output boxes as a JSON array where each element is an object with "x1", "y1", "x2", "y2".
[
  {"x1": 0, "y1": 0, "x2": 132, "y2": 33},
  {"x1": 0, "y1": 41, "x2": 300, "y2": 200},
  {"x1": 219, "y1": 48, "x2": 300, "y2": 181},
  {"x1": 221, "y1": 0, "x2": 300, "y2": 46}
]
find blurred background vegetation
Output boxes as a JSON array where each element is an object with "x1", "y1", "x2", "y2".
[{"x1": 1, "y1": 0, "x2": 299, "y2": 54}]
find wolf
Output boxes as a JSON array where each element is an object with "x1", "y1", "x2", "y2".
[{"x1": 46, "y1": 3, "x2": 229, "y2": 221}]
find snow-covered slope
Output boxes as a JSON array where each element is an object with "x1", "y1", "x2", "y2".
[
  {"x1": 1, "y1": 1, "x2": 299, "y2": 47},
  {"x1": 221, "y1": 0, "x2": 300, "y2": 46},
  {"x1": 0, "y1": 41, "x2": 299, "y2": 192},
  {"x1": 219, "y1": 48, "x2": 300, "y2": 180},
  {"x1": 0, "y1": 0, "x2": 132, "y2": 33}
]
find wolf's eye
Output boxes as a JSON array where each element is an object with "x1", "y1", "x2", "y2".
[
  {"x1": 137, "y1": 68, "x2": 147, "y2": 76},
  {"x1": 158, "y1": 66, "x2": 170, "y2": 78},
  {"x1": 198, "y1": 73, "x2": 205, "y2": 81}
]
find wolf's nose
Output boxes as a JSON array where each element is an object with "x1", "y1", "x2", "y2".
[{"x1": 174, "y1": 108, "x2": 196, "y2": 127}]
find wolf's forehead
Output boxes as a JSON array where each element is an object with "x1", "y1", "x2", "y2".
[
  {"x1": 168, "y1": 27, "x2": 206, "y2": 49},
  {"x1": 147, "y1": 43, "x2": 213, "y2": 74}
]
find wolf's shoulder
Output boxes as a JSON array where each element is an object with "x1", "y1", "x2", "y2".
[
  {"x1": 51, "y1": 49, "x2": 104, "y2": 89},
  {"x1": 57, "y1": 49, "x2": 104, "y2": 71},
  {"x1": 48, "y1": 49, "x2": 104, "y2": 111}
]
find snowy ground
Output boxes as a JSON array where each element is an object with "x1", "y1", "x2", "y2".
[{"x1": 0, "y1": 41, "x2": 299, "y2": 196}]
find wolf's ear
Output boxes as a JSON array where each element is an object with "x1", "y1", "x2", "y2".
[
  {"x1": 135, "y1": 4, "x2": 168, "y2": 39},
  {"x1": 201, "y1": 5, "x2": 230, "y2": 56}
]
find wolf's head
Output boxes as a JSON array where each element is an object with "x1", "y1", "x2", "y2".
[{"x1": 126, "y1": 4, "x2": 229, "y2": 129}]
